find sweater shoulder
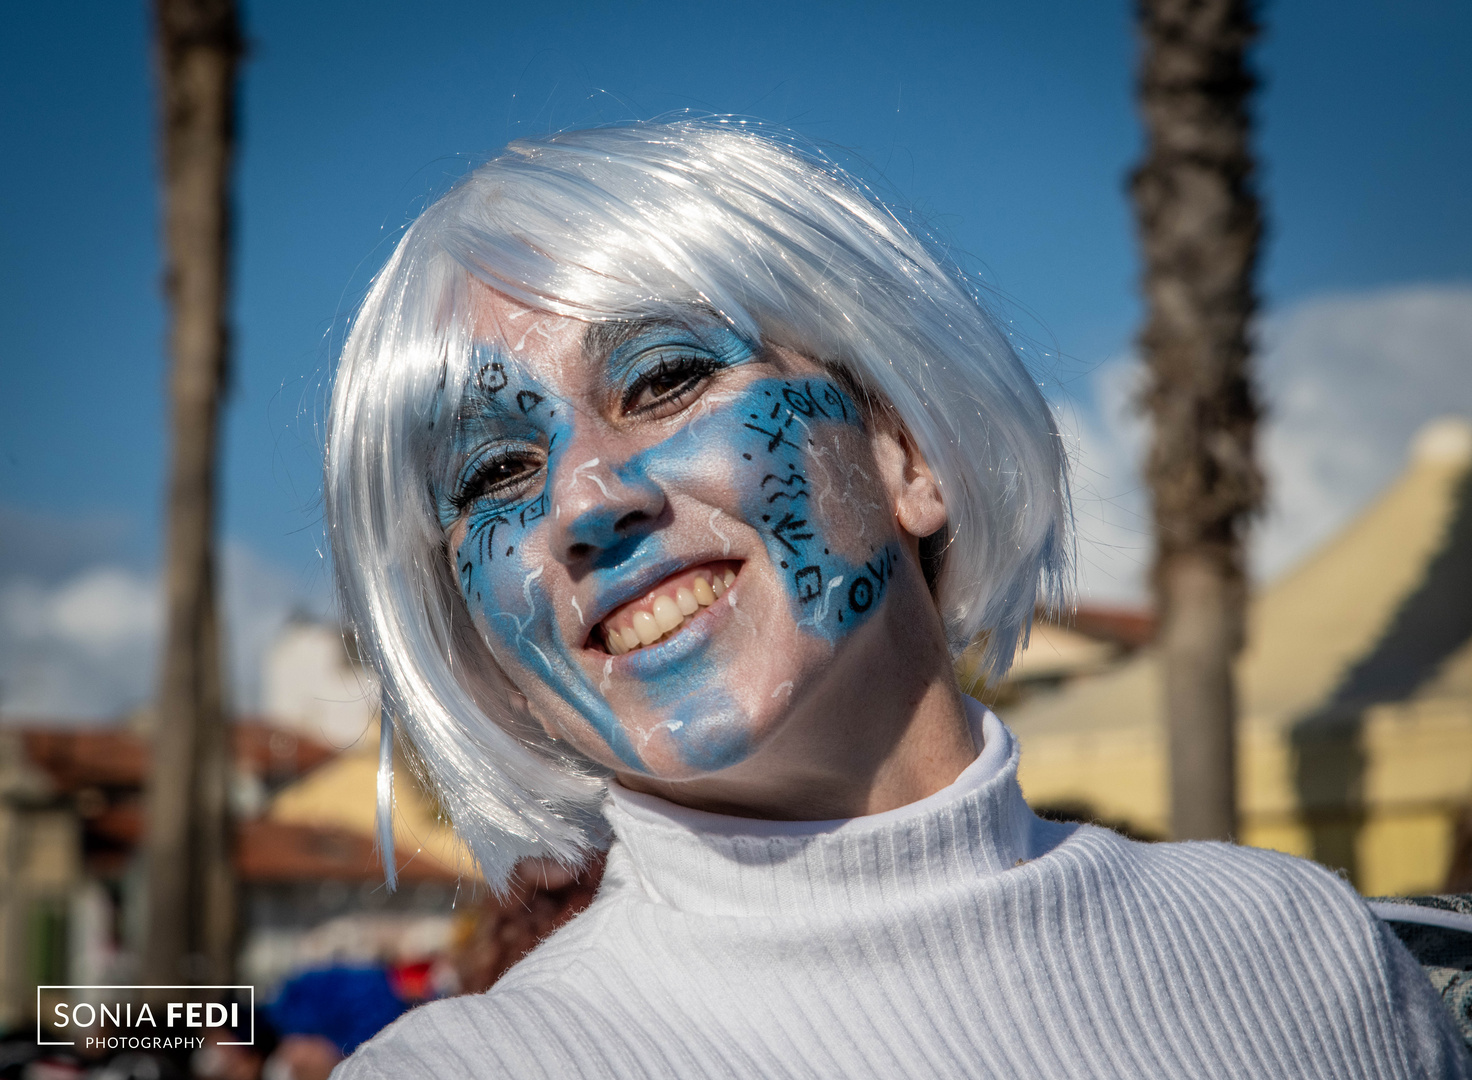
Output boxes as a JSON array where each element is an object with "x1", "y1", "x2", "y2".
[
  {"x1": 1061, "y1": 822, "x2": 1371, "y2": 921},
  {"x1": 330, "y1": 990, "x2": 550, "y2": 1080},
  {"x1": 332, "y1": 894, "x2": 633, "y2": 1080},
  {"x1": 1039, "y1": 826, "x2": 1402, "y2": 989},
  {"x1": 330, "y1": 972, "x2": 590, "y2": 1080},
  {"x1": 1055, "y1": 828, "x2": 1414, "y2": 999}
]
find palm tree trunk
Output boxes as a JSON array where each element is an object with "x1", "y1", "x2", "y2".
[
  {"x1": 143, "y1": 0, "x2": 241, "y2": 986},
  {"x1": 1130, "y1": 0, "x2": 1265, "y2": 841}
]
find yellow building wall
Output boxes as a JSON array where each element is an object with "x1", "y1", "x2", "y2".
[
  {"x1": 1000, "y1": 438, "x2": 1472, "y2": 897},
  {"x1": 1005, "y1": 697, "x2": 1472, "y2": 896},
  {"x1": 1014, "y1": 725, "x2": 1167, "y2": 836}
]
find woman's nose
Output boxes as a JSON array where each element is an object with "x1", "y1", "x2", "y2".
[{"x1": 550, "y1": 455, "x2": 667, "y2": 567}]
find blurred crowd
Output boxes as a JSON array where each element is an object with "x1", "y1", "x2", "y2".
[{"x1": 0, "y1": 856, "x2": 604, "y2": 1080}]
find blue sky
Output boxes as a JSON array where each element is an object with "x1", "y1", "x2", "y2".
[{"x1": 1, "y1": 0, "x2": 1469, "y2": 717}]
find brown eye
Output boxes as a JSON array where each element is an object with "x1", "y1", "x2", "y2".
[
  {"x1": 622, "y1": 354, "x2": 724, "y2": 415},
  {"x1": 453, "y1": 451, "x2": 542, "y2": 510}
]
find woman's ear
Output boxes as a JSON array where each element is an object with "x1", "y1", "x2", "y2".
[{"x1": 873, "y1": 419, "x2": 947, "y2": 541}]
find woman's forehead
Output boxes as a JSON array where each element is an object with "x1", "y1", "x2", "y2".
[
  {"x1": 468, "y1": 285, "x2": 589, "y2": 387},
  {"x1": 465, "y1": 280, "x2": 752, "y2": 392}
]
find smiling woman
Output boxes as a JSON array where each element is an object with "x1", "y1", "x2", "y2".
[
  {"x1": 327, "y1": 119, "x2": 1068, "y2": 881},
  {"x1": 325, "y1": 121, "x2": 1466, "y2": 1079}
]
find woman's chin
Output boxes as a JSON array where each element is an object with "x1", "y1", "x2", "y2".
[{"x1": 626, "y1": 704, "x2": 767, "y2": 779}]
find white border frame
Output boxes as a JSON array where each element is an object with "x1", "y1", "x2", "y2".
[{"x1": 36, "y1": 984, "x2": 255, "y2": 1047}]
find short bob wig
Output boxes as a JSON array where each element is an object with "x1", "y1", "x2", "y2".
[{"x1": 326, "y1": 118, "x2": 1071, "y2": 891}]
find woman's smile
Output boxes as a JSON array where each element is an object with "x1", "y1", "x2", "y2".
[{"x1": 593, "y1": 560, "x2": 740, "y2": 655}]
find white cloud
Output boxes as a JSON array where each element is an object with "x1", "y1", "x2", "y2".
[
  {"x1": 46, "y1": 568, "x2": 162, "y2": 655},
  {"x1": 0, "y1": 531, "x2": 328, "y2": 722},
  {"x1": 0, "y1": 569, "x2": 161, "y2": 719},
  {"x1": 1066, "y1": 282, "x2": 1472, "y2": 605},
  {"x1": 1254, "y1": 284, "x2": 1472, "y2": 579}
]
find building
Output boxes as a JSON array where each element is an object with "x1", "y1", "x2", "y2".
[
  {"x1": 999, "y1": 417, "x2": 1472, "y2": 895},
  {"x1": 0, "y1": 729, "x2": 80, "y2": 1033},
  {"x1": 262, "y1": 617, "x2": 381, "y2": 749},
  {"x1": 0, "y1": 616, "x2": 459, "y2": 1032}
]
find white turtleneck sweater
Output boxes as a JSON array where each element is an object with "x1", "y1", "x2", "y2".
[{"x1": 337, "y1": 702, "x2": 1467, "y2": 1078}]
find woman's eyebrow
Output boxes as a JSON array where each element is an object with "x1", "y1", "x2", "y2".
[
  {"x1": 581, "y1": 306, "x2": 738, "y2": 368},
  {"x1": 580, "y1": 316, "x2": 682, "y2": 366}
]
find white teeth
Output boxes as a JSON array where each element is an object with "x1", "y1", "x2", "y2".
[
  {"x1": 632, "y1": 611, "x2": 662, "y2": 646},
  {"x1": 601, "y1": 570, "x2": 733, "y2": 656},
  {"x1": 652, "y1": 595, "x2": 683, "y2": 633}
]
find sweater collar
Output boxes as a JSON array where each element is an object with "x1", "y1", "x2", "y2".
[{"x1": 602, "y1": 699, "x2": 1034, "y2": 917}]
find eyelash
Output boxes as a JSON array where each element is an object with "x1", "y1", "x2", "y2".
[
  {"x1": 451, "y1": 447, "x2": 542, "y2": 511},
  {"x1": 449, "y1": 351, "x2": 725, "y2": 513},
  {"x1": 621, "y1": 353, "x2": 726, "y2": 414}
]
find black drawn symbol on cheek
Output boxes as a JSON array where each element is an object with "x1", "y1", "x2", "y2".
[
  {"x1": 761, "y1": 470, "x2": 810, "y2": 504},
  {"x1": 743, "y1": 419, "x2": 801, "y2": 454},
  {"x1": 793, "y1": 565, "x2": 823, "y2": 605},
  {"x1": 472, "y1": 513, "x2": 509, "y2": 569},
  {"x1": 769, "y1": 512, "x2": 815, "y2": 555},
  {"x1": 460, "y1": 561, "x2": 474, "y2": 592},
  {"x1": 865, "y1": 547, "x2": 893, "y2": 590},
  {"x1": 519, "y1": 493, "x2": 549, "y2": 528},
  {"x1": 516, "y1": 389, "x2": 545, "y2": 414},
  {"x1": 782, "y1": 380, "x2": 838, "y2": 421},
  {"x1": 476, "y1": 361, "x2": 508, "y2": 395},
  {"x1": 745, "y1": 393, "x2": 804, "y2": 455},
  {"x1": 848, "y1": 576, "x2": 874, "y2": 614},
  {"x1": 820, "y1": 382, "x2": 850, "y2": 422},
  {"x1": 781, "y1": 386, "x2": 816, "y2": 417}
]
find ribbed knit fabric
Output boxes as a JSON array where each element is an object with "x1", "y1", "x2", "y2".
[{"x1": 336, "y1": 702, "x2": 1469, "y2": 1079}]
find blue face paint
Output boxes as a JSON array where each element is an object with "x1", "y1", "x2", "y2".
[
  {"x1": 724, "y1": 379, "x2": 900, "y2": 643},
  {"x1": 442, "y1": 346, "x2": 649, "y2": 769},
  {"x1": 614, "y1": 373, "x2": 902, "y2": 649},
  {"x1": 669, "y1": 693, "x2": 752, "y2": 771},
  {"x1": 441, "y1": 327, "x2": 903, "y2": 775}
]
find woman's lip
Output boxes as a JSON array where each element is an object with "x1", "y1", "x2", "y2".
[
  {"x1": 616, "y1": 593, "x2": 726, "y2": 673},
  {"x1": 581, "y1": 560, "x2": 741, "y2": 654},
  {"x1": 580, "y1": 556, "x2": 717, "y2": 633}
]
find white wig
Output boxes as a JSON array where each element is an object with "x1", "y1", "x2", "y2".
[{"x1": 325, "y1": 118, "x2": 1071, "y2": 891}]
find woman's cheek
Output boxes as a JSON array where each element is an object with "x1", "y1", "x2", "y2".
[
  {"x1": 456, "y1": 507, "x2": 552, "y2": 683},
  {"x1": 677, "y1": 377, "x2": 905, "y2": 644},
  {"x1": 456, "y1": 505, "x2": 652, "y2": 772}
]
